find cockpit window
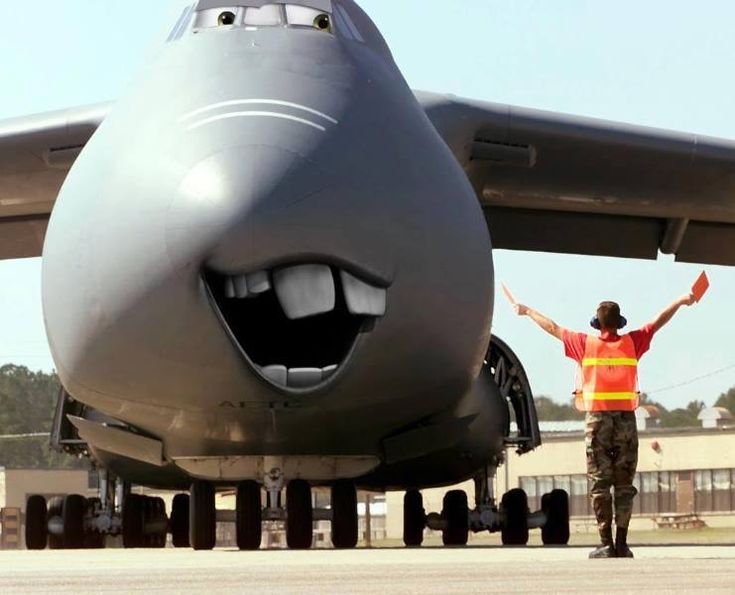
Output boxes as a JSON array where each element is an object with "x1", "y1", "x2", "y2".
[
  {"x1": 285, "y1": 6, "x2": 331, "y2": 32},
  {"x1": 243, "y1": 5, "x2": 283, "y2": 27},
  {"x1": 191, "y1": 4, "x2": 335, "y2": 34},
  {"x1": 193, "y1": 6, "x2": 242, "y2": 28}
]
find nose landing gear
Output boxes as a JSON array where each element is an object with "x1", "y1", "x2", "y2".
[{"x1": 188, "y1": 472, "x2": 359, "y2": 550}]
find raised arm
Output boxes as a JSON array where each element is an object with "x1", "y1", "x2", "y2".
[
  {"x1": 514, "y1": 304, "x2": 565, "y2": 341},
  {"x1": 650, "y1": 293, "x2": 697, "y2": 333}
]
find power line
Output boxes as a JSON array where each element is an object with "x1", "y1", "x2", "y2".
[{"x1": 647, "y1": 363, "x2": 735, "y2": 395}]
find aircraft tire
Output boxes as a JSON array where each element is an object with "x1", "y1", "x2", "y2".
[
  {"x1": 236, "y1": 481, "x2": 262, "y2": 550},
  {"x1": 403, "y1": 489, "x2": 425, "y2": 547},
  {"x1": 171, "y1": 493, "x2": 190, "y2": 548},
  {"x1": 541, "y1": 489, "x2": 570, "y2": 545},
  {"x1": 331, "y1": 480, "x2": 358, "y2": 549},
  {"x1": 501, "y1": 488, "x2": 529, "y2": 545},
  {"x1": 189, "y1": 481, "x2": 216, "y2": 551},
  {"x1": 142, "y1": 496, "x2": 167, "y2": 548},
  {"x1": 441, "y1": 490, "x2": 469, "y2": 546},
  {"x1": 62, "y1": 494, "x2": 86, "y2": 549},
  {"x1": 123, "y1": 493, "x2": 146, "y2": 548},
  {"x1": 286, "y1": 479, "x2": 313, "y2": 550},
  {"x1": 47, "y1": 497, "x2": 65, "y2": 549},
  {"x1": 153, "y1": 497, "x2": 168, "y2": 548},
  {"x1": 25, "y1": 495, "x2": 48, "y2": 550}
]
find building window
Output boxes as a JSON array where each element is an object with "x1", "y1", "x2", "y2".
[
  {"x1": 658, "y1": 471, "x2": 675, "y2": 513},
  {"x1": 520, "y1": 477, "x2": 538, "y2": 512},
  {"x1": 553, "y1": 476, "x2": 571, "y2": 495},
  {"x1": 537, "y1": 476, "x2": 553, "y2": 498},
  {"x1": 695, "y1": 470, "x2": 713, "y2": 512},
  {"x1": 570, "y1": 475, "x2": 589, "y2": 517},
  {"x1": 712, "y1": 469, "x2": 731, "y2": 512}
]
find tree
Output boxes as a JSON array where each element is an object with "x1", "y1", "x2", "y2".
[
  {"x1": 715, "y1": 387, "x2": 735, "y2": 415},
  {"x1": 0, "y1": 365, "x2": 85, "y2": 469},
  {"x1": 534, "y1": 396, "x2": 584, "y2": 421},
  {"x1": 639, "y1": 393, "x2": 705, "y2": 428}
]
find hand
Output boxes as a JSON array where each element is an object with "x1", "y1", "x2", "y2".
[
  {"x1": 679, "y1": 293, "x2": 696, "y2": 307},
  {"x1": 514, "y1": 303, "x2": 529, "y2": 316}
]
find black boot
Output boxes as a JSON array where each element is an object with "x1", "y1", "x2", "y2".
[
  {"x1": 589, "y1": 527, "x2": 615, "y2": 559},
  {"x1": 615, "y1": 527, "x2": 634, "y2": 558}
]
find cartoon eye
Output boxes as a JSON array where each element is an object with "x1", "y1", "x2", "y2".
[
  {"x1": 218, "y1": 11, "x2": 236, "y2": 26},
  {"x1": 313, "y1": 14, "x2": 331, "y2": 32}
]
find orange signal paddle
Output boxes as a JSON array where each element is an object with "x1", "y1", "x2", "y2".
[
  {"x1": 501, "y1": 283, "x2": 518, "y2": 306},
  {"x1": 691, "y1": 271, "x2": 710, "y2": 303}
]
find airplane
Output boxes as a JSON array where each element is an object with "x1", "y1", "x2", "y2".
[{"x1": 1, "y1": 0, "x2": 734, "y2": 551}]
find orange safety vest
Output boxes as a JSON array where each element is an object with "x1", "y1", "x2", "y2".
[{"x1": 574, "y1": 334, "x2": 640, "y2": 412}]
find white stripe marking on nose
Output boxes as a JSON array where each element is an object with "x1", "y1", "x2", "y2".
[
  {"x1": 186, "y1": 111, "x2": 326, "y2": 132},
  {"x1": 179, "y1": 99, "x2": 338, "y2": 124}
]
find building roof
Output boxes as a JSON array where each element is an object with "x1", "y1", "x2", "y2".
[
  {"x1": 698, "y1": 407, "x2": 734, "y2": 421},
  {"x1": 636, "y1": 405, "x2": 661, "y2": 418}
]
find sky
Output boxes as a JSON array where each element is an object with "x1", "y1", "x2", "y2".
[{"x1": 1, "y1": 0, "x2": 734, "y2": 409}]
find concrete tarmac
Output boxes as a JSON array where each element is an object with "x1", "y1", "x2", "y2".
[{"x1": 1, "y1": 546, "x2": 734, "y2": 594}]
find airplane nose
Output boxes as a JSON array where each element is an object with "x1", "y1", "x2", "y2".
[{"x1": 166, "y1": 145, "x2": 329, "y2": 269}]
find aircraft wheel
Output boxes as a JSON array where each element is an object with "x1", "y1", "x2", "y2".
[
  {"x1": 236, "y1": 481, "x2": 262, "y2": 550},
  {"x1": 189, "y1": 481, "x2": 216, "y2": 551},
  {"x1": 62, "y1": 494, "x2": 86, "y2": 549},
  {"x1": 541, "y1": 489, "x2": 570, "y2": 545},
  {"x1": 286, "y1": 479, "x2": 313, "y2": 550},
  {"x1": 83, "y1": 497, "x2": 105, "y2": 549},
  {"x1": 153, "y1": 497, "x2": 168, "y2": 548},
  {"x1": 123, "y1": 493, "x2": 145, "y2": 548},
  {"x1": 331, "y1": 480, "x2": 358, "y2": 549},
  {"x1": 441, "y1": 490, "x2": 469, "y2": 546},
  {"x1": 25, "y1": 495, "x2": 48, "y2": 550},
  {"x1": 171, "y1": 493, "x2": 190, "y2": 548},
  {"x1": 141, "y1": 496, "x2": 166, "y2": 548},
  {"x1": 403, "y1": 489, "x2": 425, "y2": 547},
  {"x1": 501, "y1": 488, "x2": 529, "y2": 545},
  {"x1": 47, "y1": 497, "x2": 64, "y2": 549}
]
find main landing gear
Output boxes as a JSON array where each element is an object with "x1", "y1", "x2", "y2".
[
  {"x1": 25, "y1": 470, "x2": 172, "y2": 551},
  {"x1": 402, "y1": 467, "x2": 570, "y2": 547}
]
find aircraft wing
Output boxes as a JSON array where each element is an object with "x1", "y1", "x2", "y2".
[
  {"x1": 416, "y1": 91, "x2": 735, "y2": 265},
  {"x1": 0, "y1": 103, "x2": 111, "y2": 260}
]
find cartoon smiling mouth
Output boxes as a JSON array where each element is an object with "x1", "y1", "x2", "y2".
[{"x1": 204, "y1": 263, "x2": 387, "y2": 391}]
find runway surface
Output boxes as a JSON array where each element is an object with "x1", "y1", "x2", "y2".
[{"x1": 1, "y1": 546, "x2": 734, "y2": 594}]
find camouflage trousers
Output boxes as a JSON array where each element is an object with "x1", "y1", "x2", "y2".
[{"x1": 585, "y1": 411, "x2": 639, "y2": 535}]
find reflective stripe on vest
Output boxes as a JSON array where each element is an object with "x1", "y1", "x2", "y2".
[{"x1": 575, "y1": 334, "x2": 639, "y2": 413}]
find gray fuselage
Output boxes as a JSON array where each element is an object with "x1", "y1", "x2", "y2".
[{"x1": 41, "y1": 1, "x2": 497, "y2": 488}]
